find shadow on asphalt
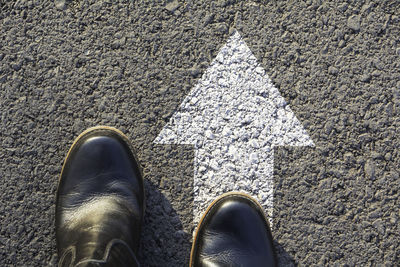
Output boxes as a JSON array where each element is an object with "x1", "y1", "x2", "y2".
[
  {"x1": 138, "y1": 179, "x2": 192, "y2": 266},
  {"x1": 275, "y1": 241, "x2": 297, "y2": 267}
]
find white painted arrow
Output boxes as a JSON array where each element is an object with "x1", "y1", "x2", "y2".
[{"x1": 154, "y1": 31, "x2": 314, "y2": 225}]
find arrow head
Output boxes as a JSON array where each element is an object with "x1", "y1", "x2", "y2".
[{"x1": 155, "y1": 31, "x2": 314, "y2": 149}]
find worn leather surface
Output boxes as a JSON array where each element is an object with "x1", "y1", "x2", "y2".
[
  {"x1": 191, "y1": 194, "x2": 277, "y2": 267},
  {"x1": 59, "y1": 239, "x2": 140, "y2": 267},
  {"x1": 56, "y1": 128, "x2": 144, "y2": 267}
]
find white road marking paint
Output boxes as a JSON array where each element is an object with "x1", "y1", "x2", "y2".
[{"x1": 154, "y1": 31, "x2": 314, "y2": 226}]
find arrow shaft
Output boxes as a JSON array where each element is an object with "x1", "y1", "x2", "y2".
[{"x1": 193, "y1": 146, "x2": 274, "y2": 226}]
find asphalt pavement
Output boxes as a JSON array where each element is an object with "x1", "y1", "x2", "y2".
[{"x1": 0, "y1": 0, "x2": 399, "y2": 266}]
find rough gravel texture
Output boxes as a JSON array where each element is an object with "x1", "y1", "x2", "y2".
[{"x1": 1, "y1": 0, "x2": 399, "y2": 266}]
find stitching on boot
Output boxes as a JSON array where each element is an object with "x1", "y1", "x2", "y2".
[
  {"x1": 58, "y1": 246, "x2": 76, "y2": 267},
  {"x1": 74, "y1": 239, "x2": 139, "y2": 267}
]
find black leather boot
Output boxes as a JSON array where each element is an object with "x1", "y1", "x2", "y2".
[
  {"x1": 190, "y1": 192, "x2": 277, "y2": 267},
  {"x1": 56, "y1": 126, "x2": 144, "y2": 267}
]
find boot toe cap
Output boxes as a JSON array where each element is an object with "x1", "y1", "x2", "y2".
[{"x1": 191, "y1": 193, "x2": 276, "y2": 267}]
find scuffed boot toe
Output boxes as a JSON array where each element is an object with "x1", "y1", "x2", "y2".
[{"x1": 56, "y1": 126, "x2": 144, "y2": 267}]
